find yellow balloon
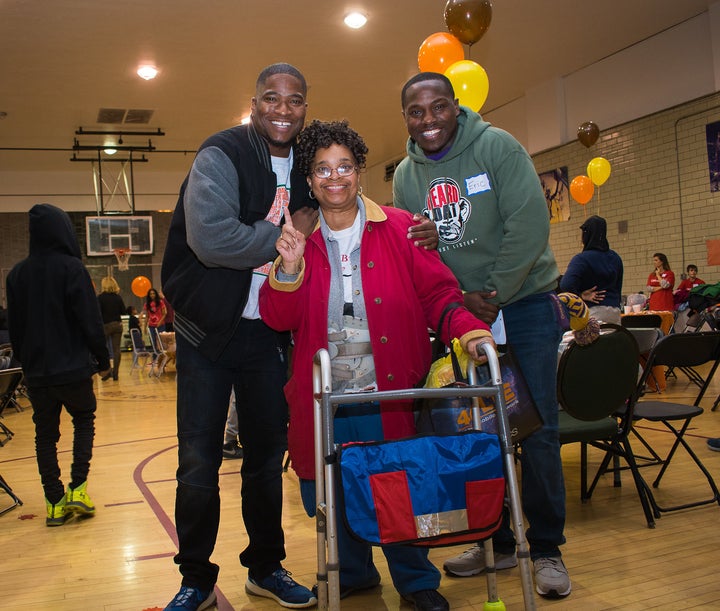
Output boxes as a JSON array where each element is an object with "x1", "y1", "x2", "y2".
[
  {"x1": 444, "y1": 60, "x2": 489, "y2": 112},
  {"x1": 587, "y1": 157, "x2": 611, "y2": 186}
]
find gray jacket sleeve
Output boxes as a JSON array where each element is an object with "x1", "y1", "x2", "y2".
[{"x1": 184, "y1": 146, "x2": 280, "y2": 270}]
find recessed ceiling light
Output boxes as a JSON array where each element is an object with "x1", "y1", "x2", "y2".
[
  {"x1": 344, "y1": 12, "x2": 367, "y2": 29},
  {"x1": 137, "y1": 65, "x2": 159, "y2": 80}
]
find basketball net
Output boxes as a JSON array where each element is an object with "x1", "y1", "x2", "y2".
[{"x1": 113, "y1": 248, "x2": 131, "y2": 271}]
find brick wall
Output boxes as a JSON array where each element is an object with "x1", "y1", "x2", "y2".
[{"x1": 538, "y1": 91, "x2": 720, "y2": 300}]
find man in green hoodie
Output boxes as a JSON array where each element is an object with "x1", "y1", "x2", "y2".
[{"x1": 393, "y1": 72, "x2": 570, "y2": 599}]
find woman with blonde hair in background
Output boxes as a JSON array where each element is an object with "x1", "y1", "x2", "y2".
[{"x1": 97, "y1": 276, "x2": 126, "y2": 381}]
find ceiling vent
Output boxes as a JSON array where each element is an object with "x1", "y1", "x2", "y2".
[
  {"x1": 97, "y1": 108, "x2": 126, "y2": 124},
  {"x1": 124, "y1": 109, "x2": 154, "y2": 124},
  {"x1": 95, "y1": 108, "x2": 155, "y2": 125}
]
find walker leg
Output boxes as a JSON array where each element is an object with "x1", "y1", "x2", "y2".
[{"x1": 482, "y1": 538, "x2": 505, "y2": 610}]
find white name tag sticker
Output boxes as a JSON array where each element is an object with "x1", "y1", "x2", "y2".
[{"x1": 466, "y1": 173, "x2": 491, "y2": 195}]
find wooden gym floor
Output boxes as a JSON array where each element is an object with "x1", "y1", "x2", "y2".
[{"x1": 1, "y1": 357, "x2": 720, "y2": 610}]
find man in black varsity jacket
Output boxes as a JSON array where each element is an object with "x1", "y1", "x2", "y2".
[{"x1": 160, "y1": 63, "x2": 318, "y2": 611}]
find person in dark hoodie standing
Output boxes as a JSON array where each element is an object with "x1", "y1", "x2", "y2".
[
  {"x1": 560, "y1": 215, "x2": 624, "y2": 324},
  {"x1": 393, "y1": 72, "x2": 570, "y2": 599},
  {"x1": 6, "y1": 203, "x2": 110, "y2": 527}
]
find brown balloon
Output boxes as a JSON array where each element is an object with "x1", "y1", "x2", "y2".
[
  {"x1": 577, "y1": 121, "x2": 600, "y2": 148},
  {"x1": 444, "y1": 0, "x2": 493, "y2": 46}
]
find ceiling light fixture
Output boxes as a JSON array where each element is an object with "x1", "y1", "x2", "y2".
[
  {"x1": 344, "y1": 12, "x2": 368, "y2": 29},
  {"x1": 240, "y1": 115, "x2": 251, "y2": 125},
  {"x1": 104, "y1": 147, "x2": 117, "y2": 156},
  {"x1": 137, "y1": 64, "x2": 159, "y2": 80}
]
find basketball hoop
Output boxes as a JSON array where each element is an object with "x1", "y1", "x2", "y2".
[{"x1": 113, "y1": 248, "x2": 131, "y2": 271}]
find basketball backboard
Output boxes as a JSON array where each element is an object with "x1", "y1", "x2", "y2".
[{"x1": 85, "y1": 215, "x2": 153, "y2": 256}]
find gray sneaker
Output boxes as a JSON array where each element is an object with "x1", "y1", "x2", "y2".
[
  {"x1": 443, "y1": 545, "x2": 518, "y2": 577},
  {"x1": 534, "y1": 557, "x2": 571, "y2": 598}
]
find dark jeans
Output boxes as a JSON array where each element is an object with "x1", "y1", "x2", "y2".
[
  {"x1": 173, "y1": 320, "x2": 290, "y2": 590},
  {"x1": 27, "y1": 379, "x2": 97, "y2": 503},
  {"x1": 104, "y1": 320, "x2": 123, "y2": 378},
  {"x1": 492, "y1": 291, "x2": 566, "y2": 559}
]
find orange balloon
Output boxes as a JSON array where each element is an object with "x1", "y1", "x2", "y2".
[
  {"x1": 570, "y1": 175, "x2": 594, "y2": 205},
  {"x1": 131, "y1": 275, "x2": 151, "y2": 298},
  {"x1": 418, "y1": 32, "x2": 464, "y2": 73}
]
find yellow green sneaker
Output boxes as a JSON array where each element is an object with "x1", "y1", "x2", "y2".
[
  {"x1": 66, "y1": 481, "x2": 96, "y2": 516},
  {"x1": 46, "y1": 493, "x2": 68, "y2": 527}
]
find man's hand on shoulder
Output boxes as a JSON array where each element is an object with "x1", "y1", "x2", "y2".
[
  {"x1": 290, "y1": 207, "x2": 319, "y2": 238},
  {"x1": 407, "y1": 214, "x2": 438, "y2": 250},
  {"x1": 463, "y1": 290, "x2": 499, "y2": 325}
]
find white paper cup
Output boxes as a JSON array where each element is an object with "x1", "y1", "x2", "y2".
[
  {"x1": 632, "y1": 304, "x2": 643, "y2": 312},
  {"x1": 624, "y1": 305, "x2": 633, "y2": 314}
]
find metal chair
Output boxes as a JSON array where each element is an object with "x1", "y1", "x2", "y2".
[
  {"x1": 130, "y1": 328, "x2": 152, "y2": 374},
  {"x1": 0, "y1": 367, "x2": 23, "y2": 446},
  {"x1": 0, "y1": 367, "x2": 24, "y2": 515},
  {"x1": 621, "y1": 314, "x2": 663, "y2": 329},
  {"x1": 557, "y1": 324, "x2": 657, "y2": 527},
  {"x1": 148, "y1": 329, "x2": 168, "y2": 377},
  {"x1": 619, "y1": 331, "x2": 720, "y2": 518}
]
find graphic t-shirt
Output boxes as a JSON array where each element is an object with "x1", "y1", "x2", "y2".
[{"x1": 243, "y1": 153, "x2": 292, "y2": 319}]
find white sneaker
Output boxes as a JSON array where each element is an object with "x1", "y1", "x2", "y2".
[
  {"x1": 443, "y1": 545, "x2": 518, "y2": 577},
  {"x1": 534, "y1": 556, "x2": 571, "y2": 598}
]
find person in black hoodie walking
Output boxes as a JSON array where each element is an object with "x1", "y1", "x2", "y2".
[{"x1": 6, "y1": 203, "x2": 110, "y2": 527}]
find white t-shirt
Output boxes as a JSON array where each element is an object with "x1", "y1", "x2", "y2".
[{"x1": 328, "y1": 212, "x2": 362, "y2": 304}]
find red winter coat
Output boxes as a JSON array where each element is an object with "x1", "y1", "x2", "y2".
[{"x1": 259, "y1": 196, "x2": 491, "y2": 480}]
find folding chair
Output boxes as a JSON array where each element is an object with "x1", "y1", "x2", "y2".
[
  {"x1": 622, "y1": 331, "x2": 720, "y2": 517},
  {"x1": 557, "y1": 324, "x2": 657, "y2": 527},
  {"x1": 148, "y1": 330, "x2": 169, "y2": 377},
  {"x1": 621, "y1": 313, "x2": 663, "y2": 329},
  {"x1": 130, "y1": 328, "x2": 152, "y2": 374},
  {"x1": 0, "y1": 367, "x2": 24, "y2": 515},
  {"x1": 0, "y1": 367, "x2": 23, "y2": 446}
]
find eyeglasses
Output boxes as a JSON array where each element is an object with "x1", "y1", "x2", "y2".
[{"x1": 312, "y1": 164, "x2": 358, "y2": 179}]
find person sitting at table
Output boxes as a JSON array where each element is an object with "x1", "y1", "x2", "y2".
[
  {"x1": 674, "y1": 264, "x2": 706, "y2": 309},
  {"x1": 259, "y1": 119, "x2": 495, "y2": 611},
  {"x1": 646, "y1": 253, "x2": 675, "y2": 312},
  {"x1": 559, "y1": 215, "x2": 623, "y2": 324}
]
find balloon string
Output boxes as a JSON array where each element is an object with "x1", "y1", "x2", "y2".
[{"x1": 596, "y1": 187, "x2": 600, "y2": 216}]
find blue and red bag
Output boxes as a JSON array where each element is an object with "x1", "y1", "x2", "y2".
[{"x1": 337, "y1": 431, "x2": 505, "y2": 547}]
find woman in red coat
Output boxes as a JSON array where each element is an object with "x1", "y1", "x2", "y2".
[
  {"x1": 646, "y1": 252, "x2": 675, "y2": 311},
  {"x1": 260, "y1": 120, "x2": 493, "y2": 610}
]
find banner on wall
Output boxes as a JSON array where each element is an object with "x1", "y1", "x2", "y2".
[
  {"x1": 539, "y1": 167, "x2": 570, "y2": 223},
  {"x1": 707, "y1": 120, "x2": 720, "y2": 192}
]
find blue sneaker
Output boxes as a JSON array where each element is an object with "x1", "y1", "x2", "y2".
[
  {"x1": 164, "y1": 586, "x2": 216, "y2": 610},
  {"x1": 245, "y1": 568, "x2": 317, "y2": 608},
  {"x1": 708, "y1": 438, "x2": 720, "y2": 452}
]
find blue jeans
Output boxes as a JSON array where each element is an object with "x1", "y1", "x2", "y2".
[
  {"x1": 493, "y1": 291, "x2": 566, "y2": 559},
  {"x1": 300, "y1": 405, "x2": 441, "y2": 596},
  {"x1": 173, "y1": 320, "x2": 290, "y2": 590}
]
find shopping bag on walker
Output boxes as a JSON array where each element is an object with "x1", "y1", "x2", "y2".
[
  {"x1": 337, "y1": 430, "x2": 505, "y2": 547},
  {"x1": 416, "y1": 340, "x2": 543, "y2": 443}
]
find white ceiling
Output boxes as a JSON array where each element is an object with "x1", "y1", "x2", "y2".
[{"x1": 0, "y1": 0, "x2": 715, "y2": 175}]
